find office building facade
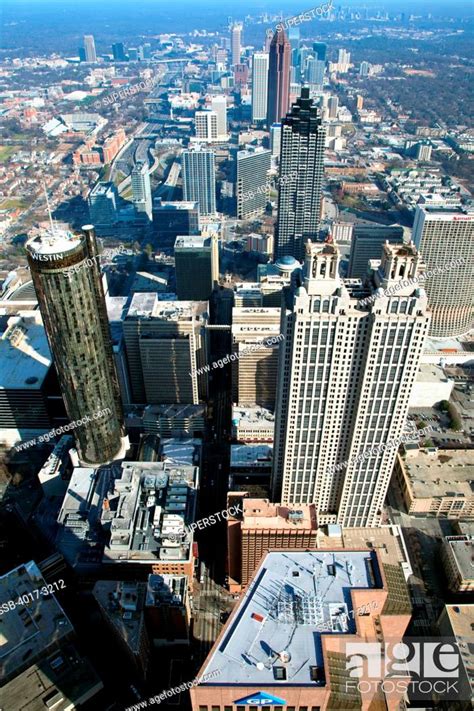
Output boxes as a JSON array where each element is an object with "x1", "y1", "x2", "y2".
[
  {"x1": 251, "y1": 52, "x2": 269, "y2": 122},
  {"x1": 131, "y1": 161, "x2": 153, "y2": 221},
  {"x1": 306, "y1": 57, "x2": 325, "y2": 87},
  {"x1": 231, "y1": 307, "x2": 281, "y2": 409},
  {"x1": 210, "y1": 96, "x2": 227, "y2": 138},
  {"x1": 83, "y1": 34, "x2": 97, "y2": 63},
  {"x1": 412, "y1": 205, "x2": 473, "y2": 337},
  {"x1": 347, "y1": 223, "x2": 405, "y2": 278},
  {"x1": 274, "y1": 87, "x2": 326, "y2": 261},
  {"x1": 231, "y1": 23, "x2": 242, "y2": 66},
  {"x1": 88, "y1": 181, "x2": 119, "y2": 227},
  {"x1": 182, "y1": 147, "x2": 217, "y2": 216},
  {"x1": 236, "y1": 146, "x2": 271, "y2": 219},
  {"x1": 266, "y1": 28, "x2": 291, "y2": 127},
  {"x1": 152, "y1": 199, "x2": 200, "y2": 249},
  {"x1": 123, "y1": 293, "x2": 209, "y2": 405},
  {"x1": 174, "y1": 234, "x2": 219, "y2": 301},
  {"x1": 272, "y1": 241, "x2": 431, "y2": 527},
  {"x1": 195, "y1": 111, "x2": 218, "y2": 141},
  {"x1": 26, "y1": 226, "x2": 124, "y2": 464}
]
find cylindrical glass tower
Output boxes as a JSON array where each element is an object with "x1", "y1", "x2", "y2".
[{"x1": 26, "y1": 224, "x2": 124, "y2": 464}]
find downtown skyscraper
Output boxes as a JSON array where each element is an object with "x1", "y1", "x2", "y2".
[
  {"x1": 182, "y1": 146, "x2": 217, "y2": 216},
  {"x1": 251, "y1": 52, "x2": 269, "y2": 122},
  {"x1": 83, "y1": 34, "x2": 97, "y2": 63},
  {"x1": 274, "y1": 87, "x2": 325, "y2": 261},
  {"x1": 231, "y1": 23, "x2": 242, "y2": 66},
  {"x1": 26, "y1": 225, "x2": 125, "y2": 464},
  {"x1": 266, "y1": 28, "x2": 291, "y2": 127},
  {"x1": 412, "y1": 204, "x2": 474, "y2": 337},
  {"x1": 272, "y1": 240, "x2": 431, "y2": 527}
]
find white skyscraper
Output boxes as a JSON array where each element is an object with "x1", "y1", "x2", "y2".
[
  {"x1": 83, "y1": 34, "x2": 97, "y2": 63},
  {"x1": 412, "y1": 204, "x2": 474, "y2": 337},
  {"x1": 195, "y1": 111, "x2": 218, "y2": 141},
  {"x1": 272, "y1": 240, "x2": 431, "y2": 527},
  {"x1": 131, "y1": 161, "x2": 152, "y2": 221},
  {"x1": 211, "y1": 96, "x2": 228, "y2": 138},
  {"x1": 231, "y1": 23, "x2": 242, "y2": 66},
  {"x1": 251, "y1": 52, "x2": 269, "y2": 122},
  {"x1": 182, "y1": 146, "x2": 217, "y2": 216}
]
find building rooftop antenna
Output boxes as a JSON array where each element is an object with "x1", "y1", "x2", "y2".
[{"x1": 43, "y1": 181, "x2": 56, "y2": 236}]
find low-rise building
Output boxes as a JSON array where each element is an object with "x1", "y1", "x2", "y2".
[
  {"x1": 441, "y1": 535, "x2": 474, "y2": 592},
  {"x1": 101, "y1": 461, "x2": 199, "y2": 578},
  {"x1": 145, "y1": 573, "x2": 191, "y2": 645},
  {"x1": 437, "y1": 604, "x2": 474, "y2": 708},
  {"x1": 191, "y1": 549, "x2": 412, "y2": 711},
  {"x1": 93, "y1": 580, "x2": 150, "y2": 678},
  {"x1": 0, "y1": 561, "x2": 103, "y2": 708},
  {"x1": 231, "y1": 406, "x2": 275, "y2": 443},
  {"x1": 393, "y1": 449, "x2": 474, "y2": 518}
]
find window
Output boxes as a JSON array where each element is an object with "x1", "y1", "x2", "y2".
[
  {"x1": 199, "y1": 707, "x2": 208, "y2": 711},
  {"x1": 211, "y1": 707, "x2": 220, "y2": 711}
]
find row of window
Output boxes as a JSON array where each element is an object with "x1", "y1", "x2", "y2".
[{"x1": 199, "y1": 706, "x2": 321, "y2": 711}]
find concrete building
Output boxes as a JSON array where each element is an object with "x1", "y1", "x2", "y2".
[
  {"x1": 93, "y1": 580, "x2": 150, "y2": 678},
  {"x1": 251, "y1": 52, "x2": 269, "y2": 122},
  {"x1": 330, "y1": 220, "x2": 354, "y2": 243},
  {"x1": 274, "y1": 88, "x2": 325, "y2": 261},
  {"x1": 123, "y1": 293, "x2": 209, "y2": 405},
  {"x1": 227, "y1": 498, "x2": 318, "y2": 591},
  {"x1": 409, "y1": 363, "x2": 454, "y2": 407},
  {"x1": 191, "y1": 549, "x2": 412, "y2": 711},
  {"x1": 236, "y1": 146, "x2": 271, "y2": 219},
  {"x1": 347, "y1": 223, "x2": 405, "y2": 279},
  {"x1": 412, "y1": 205, "x2": 474, "y2": 338},
  {"x1": 328, "y1": 95, "x2": 339, "y2": 119},
  {"x1": 393, "y1": 447, "x2": 474, "y2": 518},
  {"x1": 182, "y1": 146, "x2": 217, "y2": 216},
  {"x1": 438, "y1": 604, "x2": 474, "y2": 707},
  {"x1": 195, "y1": 110, "x2": 218, "y2": 141},
  {"x1": 245, "y1": 232, "x2": 273, "y2": 255},
  {"x1": 152, "y1": 199, "x2": 199, "y2": 249},
  {"x1": 0, "y1": 561, "x2": 103, "y2": 707},
  {"x1": 131, "y1": 161, "x2": 153, "y2": 221},
  {"x1": 0, "y1": 312, "x2": 54, "y2": 442},
  {"x1": 174, "y1": 234, "x2": 219, "y2": 301},
  {"x1": 257, "y1": 255, "x2": 301, "y2": 306},
  {"x1": 270, "y1": 122, "x2": 281, "y2": 158},
  {"x1": 233, "y1": 282, "x2": 262, "y2": 307},
  {"x1": 229, "y1": 445, "x2": 273, "y2": 492},
  {"x1": 142, "y1": 404, "x2": 206, "y2": 438},
  {"x1": 211, "y1": 95, "x2": 228, "y2": 138},
  {"x1": 231, "y1": 23, "x2": 242, "y2": 66},
  {"x1": 272, "y1": 241, "x2": 431, "y2": 527},
  {"x1": 101, "y1": 460, "x2": 198, "y2": 577},
  {"x1": 231, "y1": 307, "x2": 281, "y2": 409},
  {"x1": 88, "y1": 181, "x2": 118, "y2": 227},
  {"x1": 232, "y1": 405, "x2": 275, "y2": 443},
  {"x1": 441, "y1": 535, "x2": 474, "y2": 592},
  {"x1": 26, "y1": 226, "x2": 125, "y2": 465},
  {"x1": 266, "y1": 28, "x2": 291, "y2": 127},
  {"x1": 145, "y1": 573, "x2": 191, "y2": 645},
  {"x1": 306, "y1": 57, "x2": 325, "y2": 87},
  {"x1": 83, "y1": 34, "x2": 97, "y2": 62}
]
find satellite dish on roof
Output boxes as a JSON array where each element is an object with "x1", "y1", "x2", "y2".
[{"x1": 256, "y1": 662, "x2": 265, "y2": 671}]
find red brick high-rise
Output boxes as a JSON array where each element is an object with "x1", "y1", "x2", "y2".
[{"x1": 266, "y1": 28, "x2": 291, "y2": 127}]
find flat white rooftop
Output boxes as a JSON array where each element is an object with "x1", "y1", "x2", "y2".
[
  {"x1": 0, "y1": 313, "x2": 51, "y2": 390},
  {"x1": 200, "y1": 550, "x2": 378, "y2": 686}
]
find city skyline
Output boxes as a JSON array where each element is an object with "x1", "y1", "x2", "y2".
[{"x1": 0, "y1": 4, "x2": 473, "y2": 711}]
